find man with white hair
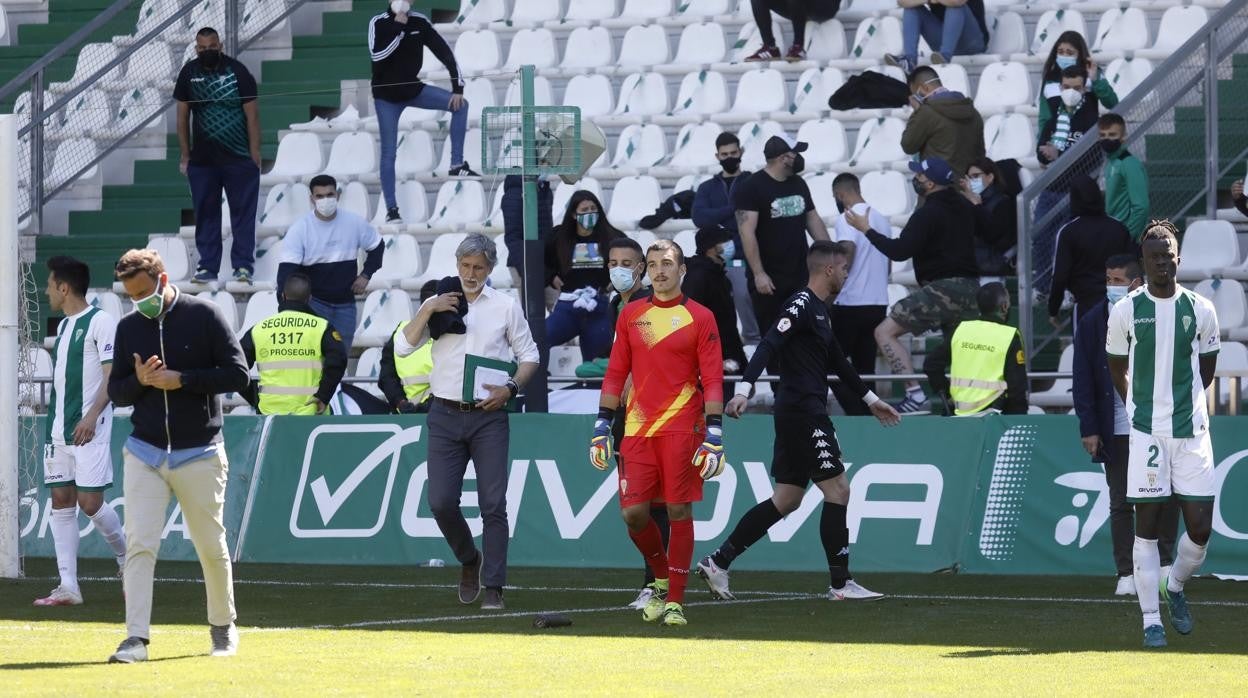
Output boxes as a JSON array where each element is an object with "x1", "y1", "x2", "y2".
[{"x1": 395, "y1": 233, "x2": 539, "y2": 611}]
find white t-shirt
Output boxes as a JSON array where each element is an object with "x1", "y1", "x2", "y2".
[
  {"x1": 48, "y1": 306, "x2": 115, "y2": 446},
  {"x1": 282, "y1": 210, "x2": 382, "y2": 266},
  {"x1": 832, "y1": 202, "x2": 892, "y2": 307}
]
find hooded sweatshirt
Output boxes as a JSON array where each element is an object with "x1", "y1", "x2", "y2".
[
  {"x1": 1048, "y1": 175, "x2": 1136, "y2": 318},
  {"x1": 900, "y1": 89, "x2": 985, "y2": 176}
]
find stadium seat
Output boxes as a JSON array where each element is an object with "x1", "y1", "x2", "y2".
[
  {"x1": 553, "y1": 178, "x2": 602, "y2": 221},
  {"x1": 50, "y1": 42, "x2": 118, "y2": 93},
  {"x1": 483, "y1": 184, "x2": 505, "y2": 230},
  {"x1": 354, "y1": 347, "x2": 385, "y2": 398},
  {"x1": 489, "y1": 233, "x2": 512, "y2": 288},
  {"x1": 665, "y1": 121, "x2": 723, "y2": 170},
  {"x1": 1214, "y1": 341, "x2": 1248, "y2": 403},
  {"x1": 240, "y1": 0, "x2": 289, "y2": 41},
  {"x1": 461, "y1": 77, "x2": 496, "y2": 124},
  {"x1": 258, "y1": 182, "x2": 311, "y2": 228},
  {"x1": 985, "y1": 12, "x2": 1026, "y2": 57},
  {"x1": 673, "y1": 230, "x2": 697, "y2": 258},
  {"x1": 617, "y1": 25, "x2": 671, "y2": 71},
  {"x1": 983, "y1": 113, "x2": 1036, "y2": 162},
  {"x1": 1030, "y1": 344, "x2": 1074, "y2": 407},
  {"x1": 510, "y1": 0, "x2": 560, "y2": 23},
  {"x1": 237, "y1": 291, "x2": 279, "y2": 336},
  {"x1": 263, "y1": 132, "x2": 323, "y2": 183},
  {"x1": 435, "y1": 128, "x2": 483, "y2": 172},
  {"x1": 49, "y1": 88, "x2": 108, "y2": 138},
  {"x1": 665, "y1": 70, "x2": 730, "y2": 118},
  {"x1": 414, "y1": 232, "x2": 468, "y2": 285},
  {"x1": 338, "y1": 181, "x2": 371, "y2": 221},
  {"x1": 609, "y1": 123, "x2": 668, "y2": 172},
  {"x1": 860, "y1": 170, "x2": 913, "y2": 218},
  {"x1": 103, "y1": 42, "x2": 173, "y2": 89},
  {"x1": 974, "y1": 62, "x2": 1031, "y2": 113},
  {"x1": 107, "y1": 87, "x2": 164, "y2": 138},
  {"x1": 1091, "y1": 7, "x2": 1150, "y2": 52},
  {"x1": 133, "y1": 0, "x2": 181, "y2": 39},
  {"x1": 608, "y1": 175, "x2": 663, "y2": 229},
  {"x1": 674, "y1": 0, "x2": 730, "y2": 19},
  {"x1": 86, "y1": 290, "x2": 124, "y2": 318},
  {"x1": 726, "y1": 22, "x2": 785, "y2": 64},
  {"x1": 323, "y1": 132, "x2": 377, "y2": 180},
  {"x1": 548, "y1": 345, "x2": 582, "y2": 385},
  {"x1": 848, "y1": 16, "x2": 902, "y2": 60},
  {"x1": 1104, "y1": 57, "x2": 1154, "y2": 99},
  {"x1": 454, "y1": 29, "x2": 501, "y2": 73},
  {"x1": 1178, "y1": 220, "x2": 1240, "y2": 281},
  {"x1": 426, "y1": 180, "x2": 487, "y2": 228},
  {"x1": 48, "y1": 137, "x2": 99, "y2": 187},
  {"x1": 795, "y1": 119, "x2": 847, "y2": 168},
  {"x1": 188, "y1": 0, "x2": 225, "y2": 35},
  {"x1": 369, "y1": 235, "x2": 423, "y2": 289},
  {"x1": 1194, "y1": 279, "x2": 1248, "y2": 340},
  {"x1": 848, "y1": 116, "x2": 907, "y2": 167},
  {"x1": 628, "y1": 229, "x2": 658, "y2": 251},
  {"x1": 562, "y1": 74, "x2": 615, "y2": 119},
  {"x1": 563, "y1": 0, "x2": 617, "y2": 23},
  {"x1": 737, "y1": 120, "x2": 786, "y2": 171},
  {"x1": 20, "y1": 347, "x2": 53, "y2": 408},
  {"x1": 616, "y1": 0, "x2": 673, "y2": 23},
  {"x1": 610, "y1": 72, "x2": 669, "y2": 120},
  {"x1": 931, "y1": 63, "x2": 970, "y2": 98},
  {"x1": 803, "y1": 171, "x2": 839, "y2": 219},
  {"x1": 559, "y1": 26, "x2": 613, "y2": 73},
  {"x1": 1143, "y1": 6, "x2": 1209, "y2": 56},
  {"x1": 248, "y1": 237, "x2": 284, "y2": 291},
  {"x1": 1030, "y1": 10, "x2": 1085, "y2": 57},
  {"x1": 197, "y1": 291, "x2": 239, "y2": 333},
  {"x1": 356, "y1": 290, "x2": 414, "y2": 347},
  {"x1": 373, "y1": 180, "x2": 429, "y2": 228},
  {"x1": 784, "y1": 67, "x2": 842, "y2": 120},
  {"x1": 803, "y1": 19, "x2": 846, "y2": 61},
  {"x1": 146, "y1": 236, "x2": 190, "y2": 282},
  {"x1": 673, "y1": 173, "x2": 708, "y2": 193},
  {"x1": 503, "y1": 28, "x2": 557, "y2": 71},
  {"x1": 729, "y1": 69, "x2": 787, "y2": 120},
  {"x1": 394, "y1": 130, "x2": 437, "y2": 178},
  {"x1": 503, "y1": 75, "x2": 554, "y2": 107},
  {"x1": 670, "y1": 22, "x2": 727, "y2": 68},
  {"x1": 454, "y1": 0, "x2": 506, "y2": 26}
]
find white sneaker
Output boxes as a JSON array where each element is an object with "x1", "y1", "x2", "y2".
[
  {"x1": 33, "y1": 585, "x2": 83, "y2": 606},
  {"x1": 1115, "y1": 575, "x2": 1137, "y2": 596},
  {"x1": 627, "y1": 586, "x2": 654, "y2": 610},
  {"x1": 109, "y1": 637, "x2": 148, "y2": 663},
  {"x1": 210, "y1": 623, "x2": 239, "y2": 657},
  {"x1": 696, "y1": 556, "x2": 735, "y2": 600},
  {"x1": 827, "y1": 579, "x2": 884, "y2": 601}
]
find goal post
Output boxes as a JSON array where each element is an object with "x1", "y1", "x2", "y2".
[{"x1": 0, "y1": 114, "x2": 21, "y2": 578}]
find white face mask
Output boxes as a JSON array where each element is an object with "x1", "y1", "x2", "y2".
[
  {"x1": 1106, "y1": 284, "x2": 1130, "y2": 304},
  {"x1": 1060, "y1": 88, "x2": 1083, "y2": 109},
  {"x1": 390, "y1": 0, "x2": 410, "y2": 14},
  {"x1": 609, "y1": 266, "x2": 637, "y2": 294},
  {"x1": 968, "y1": 177, "x2": 985, "y2": 196},
  {"x1": 314, "y1": 196, "x2": 338, "y2": 217}
]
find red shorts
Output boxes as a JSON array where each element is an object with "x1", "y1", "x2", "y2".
[{"x1": 618, "y1": 432, "x2": 704, "y2": 508}]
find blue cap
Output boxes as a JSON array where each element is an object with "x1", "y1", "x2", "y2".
[{"x1": 908, "y1": 157, "x2": 955, "y2": 186}]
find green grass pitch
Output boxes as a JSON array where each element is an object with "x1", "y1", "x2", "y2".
[{"x1": 3, "y1": 559, "x2": 1246, "y2": 694}]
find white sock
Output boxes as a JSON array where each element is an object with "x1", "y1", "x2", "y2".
[
  {"x1": 89, "y1": 501, "x2": 127, "y2": 560},
  {"x1": 906, "y1": 386, "x2": 926, "y2": 401},
  {"x1": 50, "y1": 506, "x2": 80, "y2": 591},
  {"x1": 1133, "y1": 536, "x2": 1161, "y2": 629},
  {"x1": 1168, "y1": 533, "x2": 1207, "y2": 593}
]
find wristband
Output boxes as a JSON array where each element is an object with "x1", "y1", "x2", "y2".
[
  {"x1": 735, "y1": 382, "x2": 753, "y2": 398},
  {"x1": 705, "y1": 414, "x2": 722, "y2": 428},
  {"x1": 597, "y1": 406, "x2": 616, "y2": 421},
  {"x1": 863, "y1": 391, "x2": 881, "y2": 407},
  {"x1": 505, "y1": 379, "x2": 519, "y2": 398}
]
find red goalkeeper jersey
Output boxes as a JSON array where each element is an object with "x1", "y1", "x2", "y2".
[{"x1": 602, "y1": 294, "x2": 724, "y2": 438}]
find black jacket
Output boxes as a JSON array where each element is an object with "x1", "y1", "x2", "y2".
[
  {"x1": 1048, "y1": 176, "x2": 1136, "y2": 318},
  {"x1": 682, "y1": 255, "x2": 748, "y2": 369},
  {"x1": 369, "y1": 10, "x2": 462, "y2": 102},
  {"x1": 865, "y1": 187, "x2": 980, "y2": 285},
  {"x1": 1037, "y1": 95, "x2": 1101, "y2": 165},
  {"x1": 239, "y1": 300, "x2": 348, "y2": 406},
  {"x1": 924, "y1": 317, "x2": 1028, "y2": 415},
  {"x1": 974, "y1": 183, "x2": 1016, "y2": 275},
  {"x1": 109, "y1": 291, "x2": 249, "y2": 449},
  {"x1": 1072, "y1": 299, "x2": 1119, "y2": 462}
]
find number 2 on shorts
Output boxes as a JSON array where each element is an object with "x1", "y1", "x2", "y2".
[{"x1": 1146, "y1": 444, "x2": 1160, "y2": 469}]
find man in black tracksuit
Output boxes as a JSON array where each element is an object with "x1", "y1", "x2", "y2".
[
  {"x1": 1048, "y1": 174, "x2": 1136, "y2": 325},
  {"x1": 682, "y1": 228, "x2": 749, "y2": 375},
  {"x1": 106, "y1": 248, "x2": 249, "y2": 664}
]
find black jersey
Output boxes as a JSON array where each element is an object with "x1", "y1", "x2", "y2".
[{"x1": 741, "y1": 287, "x2": 869, "y2": 415}]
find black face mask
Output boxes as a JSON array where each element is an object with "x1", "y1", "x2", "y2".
[
  {"x1": 199, "y1": 49, "x2": 222, "y2": 69},
  {"x1": 720, "y1": 156, "x2": 741, "y2": 174},
  {"x1": 835, "y1": 198, "x2": 845, "y2": 214},
  {"x1": 790, "y1": 153, "x2": 805, "y2": 175},
  {"x1": 911, "y1": 177, "x2": 926, "y2": 196},
  {"x1": 1099, "y1": 138, "x2": 1122, "y2": 154}
]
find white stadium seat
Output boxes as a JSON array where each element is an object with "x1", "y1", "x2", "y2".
[
  {"x1": 932, "y1": 63, "x2": 970, "y2": 98},
  {"x1": 263, "y1": 132, "x2": 323, "y2": 183},
  {"x1": 1030, "y1": 10, "x2": 1085, "y2": 57},
  {"x1": 323, "y1": 132, "x2": 377, "y2": 180},
  {"x1": 612, "y1": 72, "x2": 669, "y2": 118},
  {"x1": 737, "y1": 120, "x2": 786, "y2": 171},
  {"x1": 860, "y1": 170, "x2": 913, "y2": 218},
  {"x1": 104, "y1": 41, "x2": 173, "y2": 88},
  {"x1": 197, "y1": 292, "x2": 239, "y2": 333},
  {"x1": 489, "y1": 234, "x2": 512, "y2": 289},
  {"x1": 1148, "y1": 6, "x2": 1208, "y2": 55},
  {"x1": 250, "y1": 237, "x2": 285, "y2": 289},
  {"x1": 510, "y1": 0, "x2": 560, "y2": 23},
  {"x1": 786, "y1": 67, "x2": 842, "y2": 119},
  {"x1": 608, "y1": 175, "x2": 663, "y2": 229},
  {"x1": 339, "y1": 181, "x2": 371, "y2": 221},
  {"x1": 426, "y1": 180, "x2": 487, "y2": 228},
  {"x1": 454, "y1": 29, "x2": 501, "y2": 73},
  {"x1": 618, "y1": 25, "x2": 671, "y2": 70},
  {"x1": 134, "y1": 0, "x2": 181, "y2": 38},
  {"x1": 415, "y1": 232, "x2": 468, "y2": 285},
  {"x1": 503, "y1": 28, "x2": 558, "y2": 71},
  {"x1": 667, "y1": 121, "x2": 723, "y2": 170},
  {"x1": 356, "y1": 290, "x2": 414, "y2": 347},
  {"x1": 563, "y1": 74, "x2": 614, "y2": 119},
  {"x1": 726, "y1": 21, "x2": 785, "y2": 64},
  {"x1": 803, "y1": 171, "x2": 838, "y2": 219},
  {"x1": 1215, "y1": 341, "x2": 1248, "y2": 403},
  {"x1": 618, "y1": 0, "x2": 672, "y2": 22},
  {"x1": 49, "y1": 88, "x2": 108, "y2": 138},
  {"x1": 560, "y1": 26, "x2": 613, "y2": 72},
  {"x1": 730, "y1": 69, "x2": 787, "y2": 118},
  {"x1": 107, "y1": 87, "x2": 164, "y2": 138},
  {"x1": 983, "y1": 113, "x2": 1036, "y2": 161},
  {"x1": 1194, "y1": 280, "x2": 1248, "y2": 340},
  {"x1": 565, "y1": 0, "x2": 617, "y2": 22},
  {"x1": 86, "y1": 291, "x2": 124, "y2": 319},
  {"x1": 454, "y1": 0, "x2": 506, "y2": 25},
  {"x1": 975, "y1": 62, "x2": 1031, "y2": 112},
  {"x1": 553, "y1": 178, "x2": 602, "y2": 221},
  {"x1": 672, "y1": 23, "x2": 727, "y2": 66},
  {"x1": 354, "y1": 347, "x2": 385, "y2": 398},
  {"x1": 676, "y1": 0, "x2": 730, "y2": 18},
  {"x1": 148, "y1": 236, "x2": 190, "y2": 282},
  {"x1": 461, "y1": 77, "x2": 496, "y2": 124},
  {"x1": 795, "y1": 119, "x2": 847, "y2": 168},
  {"x1": 237, "y1": 291, "x2": 279, "y2": 336},
  {"x1": 1178, "y1": 220, "x2": 1240, "y2": 281},
  {"x1": 51, "y1": 42, "x2": 118, "y2": 93},
  {"x1": 435, "y1": 128, "x2": 483, "y2": 172},
  {"x1": 610, "y1": 123, "x2": 668, "y2": 171},
  {"x1": 394, "y1": 129, "x2": 437, "y2": 177},
  {"x1": 373, "y1": 180, "x2": 429, "y2": 227},
  {"x1": 1104, "y1": 57, "x2": 1154, "y2": 99},
  {"x1": 985, "y1": 12, "x2": 1026, "y2": 57},
  {"x1": 848, "y1": 16, "x2": 901, "y2": 60},
  {"x1": 258, "y1": 182, "x2": 310, "y2": 228},
  {"x1": 370, "y1": 235, "x2": 423, "y2": 287},
  {"x1": 1091, "y1": 7, "x2": 1150, "y2": 52},
  {"x1": 848, "y1": 116, "x2": 906, "y2": 167},
  {"x1": 673, "y1": 230, "x2": 697, "y2": 259},
  {"x1": 668, "y1": 70, "x2": 729, "y2": 117},
  {"x1": 1030, "y1": 344, "x2": 1074, "y2": 407},
  {"x1": 503, "y1": 75, "x2": 554, "y2": 107},
  {"x1": 803, "y1": 20, "x2": 846, "y2": 61}
]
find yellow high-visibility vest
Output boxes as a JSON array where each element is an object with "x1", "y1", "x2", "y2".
[
  {"x1": 393, "y1": 321, "x2": 433, "y2": 404},
  {"x1": 948, "y1": 319, "x2": 1019, "y2": 416},
  {"x1": 253, "y1": 310, "x2": 327, "y2": 415}
]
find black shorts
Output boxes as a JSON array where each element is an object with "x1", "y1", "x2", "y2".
[{"x1": 772, "y1": 413, "x2": 845, "y2": 487}]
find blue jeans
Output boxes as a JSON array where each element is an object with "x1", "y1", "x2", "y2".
[
  {"x1": 376, "y1": 85, "x2": 469, "y2": 211},
  {"x1": 545, "y1": 295, "x2": 613, "y2": 363},
  {"x1": 310, "y1": 297, "x2": 358, "y2": 354},
  {"x1": 903, "y1": 5, "x2": 986, "y2": 64},
  {"x1": 187, "y1": 158, "x2": 259, "y2": 276}
]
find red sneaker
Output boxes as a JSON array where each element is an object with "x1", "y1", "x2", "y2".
[
  {"x1": 785, "y1": 44, "x2": 807, "y2": 62},
  {"x1": 744, "y1": 45, "x2": 781, "y2": 62}
]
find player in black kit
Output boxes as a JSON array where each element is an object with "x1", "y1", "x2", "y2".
[{"x1": 697, "y1": 241, "x2": 900, "y2": 600}]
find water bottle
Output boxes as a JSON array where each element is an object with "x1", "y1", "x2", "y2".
[
  {"x1": 533, "y1": 613, "x2": 573, "y2": 629},
  {"x1": 420, "y1": 558, "x2": 446, "y2": 567}
]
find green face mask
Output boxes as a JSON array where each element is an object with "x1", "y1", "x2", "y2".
[{"x1": 134, "y1": 276, "x2": 166, "y2": 319}]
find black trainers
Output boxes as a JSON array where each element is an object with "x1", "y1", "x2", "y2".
[
  {"x1": 385, "y1": 207, "x2": 403, "y2": 224},
  {"x1": 210, "y1": 623, "x2": 238, "y2": 657},
  {"x1": 458, "y1": 549, "x2": 482, "y2": 604},
  {"x1": 448, "y1": 162, "x2": 481, "y2": 179},
  {"x1": 481, "y1": 587, "x2": 505, "y2": 610}
]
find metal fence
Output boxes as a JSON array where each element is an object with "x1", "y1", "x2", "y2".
[
  {"x1": 0, "y1": 0, "x2": 306, "y2": 232},
  {"x1": 1017, "y1": 0, "x2": 1248, "y2": 360}
]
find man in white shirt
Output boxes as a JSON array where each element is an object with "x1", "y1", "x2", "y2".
[
  {"x1": 276, "y1": 174, "x2": 384, "y2": 353},
  {"x1": 396, "y1": 233, "x2": 539, "y2": 611},
  {"x1": 829, "y1": 173, "x2": 892, "y2": 416}
]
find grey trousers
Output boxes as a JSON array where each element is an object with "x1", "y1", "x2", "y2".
[
  {"x1": 1106, "y1": 434, "x2": 1180, "y2": 576},
  {"x1": 727, "y1": 264, "x2": 760, "y2": 344},
  {"x1": 426, "y1": 401, "x2": 511, "y2": 588}
]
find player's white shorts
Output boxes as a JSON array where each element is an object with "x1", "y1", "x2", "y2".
[
  {"x1": 43, "y1": 441, "x2": 114, "y2": 491},
  {"x1": 1127, "y1": 428, "x2": 1215, "y2": 502}
]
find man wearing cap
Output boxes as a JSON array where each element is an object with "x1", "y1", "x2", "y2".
[
  {"x1": 733, "y1": 136, "x2": 831, "y2": 368},
  {"x1": 844, "y1": 156, "x2": 983, "y2": 414},
  {"x1": 683, "y1": 227, "x2": 749, "y2": 377}
]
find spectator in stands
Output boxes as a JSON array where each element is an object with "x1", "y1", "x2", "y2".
[
  {"x1": 1048, "y1": 175, "x2": 1135, "y2": 327},
  {"x1": 1099, "y1": 113, "x2": 1150, "y2": 241},
  {"x1": 693, "y1": 132, "x2": 760, "y2": 343},
  {"x1": 276, "y1": 174, "x2": 384, "y2": 354},
  {"x1": 924, "y1": 282, "x2": 1027, "y2": 416},
  {"x1": 744, "y1": 0, "x2": 843, "y2": 62},
  {"x1": 175, "y1": 27, "x2": 260, "y2": 286},
  {"x1": 1038, "y1": 31, "x2": 1118, "y2": 134},
  {"x1": 899, "y1": 66, "x2": 985, "y2": 178},
  {"x1": 886, "y1": 0, "x2": 989, "y2": 74},
  {"x1": 1231, "y1": 179, "x2": 1248, "y2": 218},
  {"x1": 370, "y1": 2, "x2": 477, "y2": 225},
  {"x1": 502, "y1": 175, "x2": 553, "y2": 293},
  {"x1": 394, "y1": 233, "x2": 540, "y2": 611},
  {"x1": 239, "y1": 272, "x2": 347, "y2": 415},
  {"x1": 829, "y1": 173, "x2": 891, "y2": 416},
  {"x1": 958, "y1": 157, "x2": 1015, "y2": 277},
  {"x1": 734, "y1": 136, "x2": 831, "y2": 366},
  {"x1": 682, "y1": 228, "x2": 749, "y2": 376},
  {"x1": 845, "y1": 157, "x2": 981, "y2": 414},
  {"x1": 1037, "y1": 65, "x2": 1105, "y2": 168},
  {"x1": 380, "y1": 280, "x2": 438, "y2": 413},
  {"x1": 1072, "y1": 253, "x2": 1179, "y2": 595},
  {"x1": 545, "y1": 191, "x2": 625, "y2": 362}
]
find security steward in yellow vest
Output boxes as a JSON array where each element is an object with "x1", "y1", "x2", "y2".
[
  {"x1": 240, "y1": 272, "x2": 348, "y2": 415},
  {"x1": 925, "y1": 282, "x2": 1028, "y2": 416},
  {"x1": 378, "y1": 280, "x2": 437, "y2": 413}
]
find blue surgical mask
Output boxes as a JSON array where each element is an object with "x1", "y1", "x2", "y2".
[
  {"x1": 576, "y1": 211, "x2": 599, "y2": 230},
  {"x1": 720, "y1": 241, "x2": 735, "y2": 261},
  {"x1": 1106, "y1": 284, "x2": 1130, "y2": 304},
  {"x1": 1055, "y1": 55, "x2": 1078, "y2": 70},
  {"x1": 609, "y1": 266, "x2": 636, "y2": 294},
  {"x1": 968, "y1": 177, "x2": 985, "y2": 195}
]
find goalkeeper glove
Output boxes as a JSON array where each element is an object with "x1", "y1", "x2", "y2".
[
  {"x1": 589, "y1": 408, "x2": 614, "y2": 471},
  {"x1": 692, "y1": 415, "x2": 725, "y2": 480}
]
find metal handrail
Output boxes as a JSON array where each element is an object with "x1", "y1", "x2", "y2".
[{"x1": 0, "y1": 0, "x2": 134, "y2": 101}]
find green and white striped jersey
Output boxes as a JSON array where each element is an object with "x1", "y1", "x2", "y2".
[
  {"x1": 1106, "y1": 285, "x2": 1220, "y2": 438},
  {"x1": 47, "y1": 306, "x2": 116, "y2": 446}
]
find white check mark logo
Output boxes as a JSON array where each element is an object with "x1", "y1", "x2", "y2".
[{"x1": 309, "y1": 427, "x2": 424, "y2": 524}]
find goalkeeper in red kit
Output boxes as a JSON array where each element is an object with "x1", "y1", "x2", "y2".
[{"x1": 590, "y1": 239, "x2": 726, "y2": 627}]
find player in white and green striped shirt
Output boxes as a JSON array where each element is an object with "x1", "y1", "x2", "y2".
[
  {"x1": 34, "y1": 257, "x2": 127, "y2": 607},
  {"x1": 1106, "y1": 221, "x2": 1220, "y2": 649}
]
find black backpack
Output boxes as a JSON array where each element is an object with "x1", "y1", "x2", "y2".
[{"x1": 828, "y1": 70, "x2": 909, "y2": 111}]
